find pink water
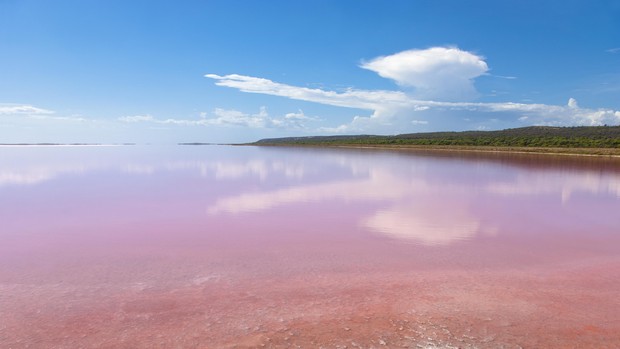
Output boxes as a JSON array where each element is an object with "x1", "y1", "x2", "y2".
[{"x1": 1, "y1": 145, "x2": 620, "y2": 348}]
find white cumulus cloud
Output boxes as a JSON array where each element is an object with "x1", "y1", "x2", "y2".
[
  {"x1": 360, "y1": 47, "x2": 489, "y2": 101},
  {"x1": 285, "y1": 109, "x2": 314, "y2": 120},
  {"x1": 568, "y1": 98, "x2": 579, "y2": 109}
]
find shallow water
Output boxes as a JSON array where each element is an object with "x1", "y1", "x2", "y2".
[{"x1": 1, "y1": 145, "x2": 620, "y2": 348}]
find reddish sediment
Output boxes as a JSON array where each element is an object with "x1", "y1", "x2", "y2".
[{"x1": 2, "y1": 233, "x2": 620, "y2": 348}]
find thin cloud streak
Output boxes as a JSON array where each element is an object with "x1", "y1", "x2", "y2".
[
  {"x1": 205, "y1": 73, "x2": 620, "y2": 132},
  {"x1": 0, "y1": 104, "x2": 54, "y2": 115},
  {"x1": 205, "y1": 73, "x2": 410, "y2": 110},
  {"x1": 0, "y1": 104, "x2": 89, "y2": 124},
  {"x1": 118, "y1": 107, "x2": 319, "y2": 129}
]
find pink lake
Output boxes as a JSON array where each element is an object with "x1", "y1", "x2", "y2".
[{"x1": 1, "y1": 145, "x2": 620, "y2": 348}]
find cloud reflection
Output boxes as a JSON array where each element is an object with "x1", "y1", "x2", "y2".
[
  {"x1": 207, "y1": 153, "x2": 620, "y2": 246},
  {"x1": 487, "y1": 170, "x2": 620, "y2": 202},
  {"x1": 3, "y1": 146, "x2": 618, "y2": 246},
  {"x1": 161, "y1": 159, "x2": 308, "y2": 181},
  {"x1": 206, "y1": 158, "x2": 489, "y2": 245},
  {"x1": 0, "y1": 165, "x2": 88, "y2": 186},
  {"x1": 207, "y1": 175, "x2": 404, "y2": 214},
  {"x1": 0, "y1": 148, "x2": 309, "y2": 187},
  {"x1": 363, "y1": 204, "x2": 481, "y2": 246}
]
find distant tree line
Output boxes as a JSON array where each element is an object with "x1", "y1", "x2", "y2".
[{"x1": 253, "y1": 126, "x2": 620, "y2": 148}]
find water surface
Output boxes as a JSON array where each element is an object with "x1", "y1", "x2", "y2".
[{"x1": 1, "y1": 145, "x2": 620, "y2": 348}]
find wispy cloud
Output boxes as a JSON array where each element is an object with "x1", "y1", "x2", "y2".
[
  {"x1": 209, "y1": 107, "x2": 270, "y2": 128},
  {"x1": 0, "y1": 104, "x2": 54, "y2": 115},
  {"x1": 206, "y1": 47, "x2": 620, "y2": 133},
  {"x1": 118, "y1": 107, "x2": 319, "y2": 130},
  {"x1": 118, "y1": 114, "x2": 155, "y2": 123},
  {"x1": 606, "y1": 48, "x2": 620, "y2": 53},
  {"x1": 0, "y1": 103, "x2": 90, "y2": 123},
  {"x1": 205, "y1": 73, "x2": 410, "y2": 113},
  {"x1": 118, "y1": 113, "x2": 210, "y2": 126},
  {"x1": 206, "y1": 73, "x2": 620, "y2": 133}
]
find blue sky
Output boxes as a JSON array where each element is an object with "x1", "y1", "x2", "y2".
[{"x1": 1, "y1": 0, "x2": 619, "y2": 143}]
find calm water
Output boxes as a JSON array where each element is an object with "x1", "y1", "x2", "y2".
[{"x1": 1, "y1": 145, "x2": 620, "y2": 348}]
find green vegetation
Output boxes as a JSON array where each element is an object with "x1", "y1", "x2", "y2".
[
  {"x1": 249, "y1": 126, "x2": 620, "y2": 156},
  {"x1": 253, "y1": 126, "x2": 620, "y2": 149}
]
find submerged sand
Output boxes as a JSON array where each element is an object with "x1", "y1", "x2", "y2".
[{"x1": 2, "y1": 234, "x2": 619, "y2": 348}]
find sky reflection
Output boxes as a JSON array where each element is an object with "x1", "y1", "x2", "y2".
[
  {"x1": 1, "y1": 146, "x2": 619, "y2": 247},
  {"x1": 2, "y1": 146, "x2": 620, "y2": 349},
  {"x1": 205, "y1": 148, "x2": 620, "y2": 246}
]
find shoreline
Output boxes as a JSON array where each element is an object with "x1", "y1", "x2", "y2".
[{"x1": 249, "y1": 143, "x2": 620, "y2": 158}]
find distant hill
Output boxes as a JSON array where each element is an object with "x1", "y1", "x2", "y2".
[{"x1": 253, "y1": 126, "x2": 620, "y2": 148}]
